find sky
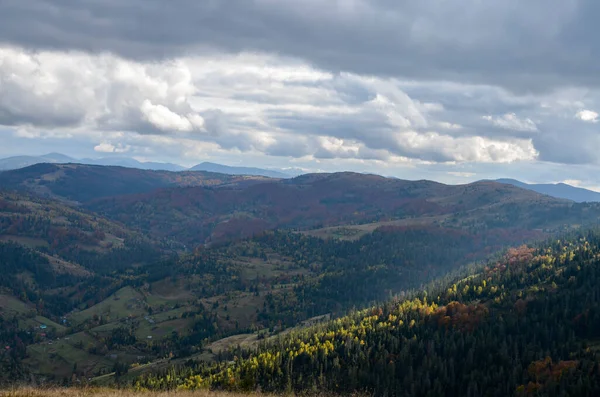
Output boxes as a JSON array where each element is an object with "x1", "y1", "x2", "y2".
[{"x1": 1, "y1": 0, "x2": 600, "y2": 188}]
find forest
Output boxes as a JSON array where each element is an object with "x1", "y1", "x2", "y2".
[
  {"x1": 0, "y1": 224, "x2": 533, "y2": 384},
  {"x1": 134, "y1": 230, "x2": 600, "y2": 396}
]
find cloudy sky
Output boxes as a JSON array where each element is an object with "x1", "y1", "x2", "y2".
[{"x1": 1, "y1": 1, "x2": 600, "y2": 188}]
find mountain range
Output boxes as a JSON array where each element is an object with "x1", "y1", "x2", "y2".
[
  {"x1": 0, "y1": 153, "x2": 300, "y2": 178},
  {"x1": 2, "y1": 164, "x2": 589, "y2": 246},
  {"x1": 3, "y1": 154, "x2": 600, "y2": 204}
]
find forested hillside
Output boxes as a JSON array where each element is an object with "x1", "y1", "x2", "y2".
[
  {"x1": 4, "y1": 166, "x2": 598, "y2": 247},
  {"x1": 136, "y1": 231, "x2": 600, "y2": 396},
  {"x1": 0, "y1": 224, "x2": 538, "y2": 384},
  {"x1": 0, "y1": 190, "x2": 175, "y2": 383},
  {"x1": 0, "y1": 190, "x2": 165, "y2": 269},
  {"x1": 0, "y1": 163, "x2": 270, "y2": 203},
  {"x1": 87, "y1": 172, "x2": 598, "y2": 245}
]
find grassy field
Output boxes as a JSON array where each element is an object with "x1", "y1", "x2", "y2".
[
  {"x1": 300, "y1": 215, "x2": 447, "y2": 240},
  {"x1": 0, "y1": 294, "x2": 33, "y2": 315},
  {"x1": 19, "y1": 316, "x2": 67, "y2": 333},
  {"x1": 0, "y1": 235, "x2": 49, "y2": 249},
  {"x1": 71, "y1": 287, "x2": 146, "y2": 325},
  {"x1": 24, "y1": 332, "x2": 114, "y2": 379}
]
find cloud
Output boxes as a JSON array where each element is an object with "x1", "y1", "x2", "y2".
[
  {"x1": 447, "y1": 172, "x2": 476, "y2": 178},
  {"x1": 3, "y1": 42, "x2": 600, "y2": 171},
  {"x1": 437, "y1": 122, "x2": 462, "y2": 130},
  {"x1": 1, "y1": 0, "x2": 598, "y2": 92},
  {"x1": 482, "y1": 113, "x2": 538, "y2": 132},
  {"x1": 392, "y1": 132, "x2": 537, "y2": 163},
  {"x1": 94, "y1": 142, "x2": 131, "y2": 153},
  {"x1": 0, "y1": 46, "x2": 204, "y2": 136},
  {"x1": 140, "y1": 100, "x2": 205, "y2": 132},
  {"x1": 576, "y1": 109, "x2": 599, "y2": 122}
]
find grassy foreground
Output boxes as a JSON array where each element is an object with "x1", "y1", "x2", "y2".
[
  {"x1": 0, "y1": 389, "x2": 356, "y2": 397},
  {"x1": 0, "y1": 389, "x2": 264, "y2": 397}
]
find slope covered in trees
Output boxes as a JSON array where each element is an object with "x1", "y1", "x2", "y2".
[
  {"x1": 136, "y1": 231, "x2": 600, "y2": 396},
  {"x1": 4, "y1": 166, "x2": 598, "y2": 247},
  {"x1": 0, "y1": 190, "x2": 166, "y2": 271},
  {"x1": 0, "y1": 224, "x2": 542, "y2": 384},
  {"x1": 0, "y1": 163, "x2": 270, "y2": 203},
  {"x1": 87, "y1": 172, "x2": 597, "y2": 245}
]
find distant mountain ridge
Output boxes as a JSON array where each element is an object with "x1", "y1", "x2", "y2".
[
  {"x1": 0, "y1": 153, "x2": 185, "y2": 172},
  {"x1": 0, "y1": 153, "x2": 300, "y2": 177},
  {"x1": 189, "y1": 162, "x2": 292, "y2": 178},
  {"x1": 5, "y1": 154, "x2": 600, "y2": 202},
  {"x1": 494, "y1": 178, "x2": 600, "y2": 203},
  {"x1": 3, "y1": 165, "x2": 593, "y2": 247},
  {"x1": 79, "y1": 156, "x2": 186, "y2": 172},
  {"x1": 87, "y1": 172, "x2": 591, "y2": 246},
  {"x1": 0, "y1": 153, "x2": 77, "y2": 171}
]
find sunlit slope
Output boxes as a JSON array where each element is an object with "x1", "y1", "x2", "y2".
[{"x1": 137, "y1": 231, "x2": 600, "y2": 396}]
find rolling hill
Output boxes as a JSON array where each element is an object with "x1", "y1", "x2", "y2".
[
  {"x1": 0, "y1": 189, "x2": 169, "y2": 275},
  {"x1": 495, "y1": 178, "x2": 600, "y2": 203},
  {"x1": 0, "y1": 163, "x2": 272, "y2": 203},
  {"x1": 87, "y1": 172, "x2": 597, "y2": 246}
]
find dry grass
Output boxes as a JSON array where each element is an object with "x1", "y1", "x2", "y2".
[
  {"x1": 0, "y1": 388, "x2": 263, "y2": 397},
  {"x1": 0, "y1": 387, "x2": 365, "y2": 397}
]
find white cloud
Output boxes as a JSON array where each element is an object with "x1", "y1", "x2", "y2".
[
  {"x1": 576, "y1": 110, "x2": 599, "y2": 123},
  {"x1": 94, "y1": 142, "x2": 131, "y2": 153},
  {"x1": 140, "y1": 100, "x2": 204, "y2": 132},
  {"x1": 13, "y1": 128, "x2": 74, "y2": 139},
  {"x1": 396, "y1": 131, "x2": 538, "y2": 163},
  {"x1": 437, "y1": 122, "x2": 462, "y2": 130},
  {"x1": 0, "y1": 46, "x2": 203, "y2": 134},
  {"x1": 447, "y1": 171, "x2": 476, "y2": 178},
  {"x1": 482, "y1": 113, "x2": 538, "y2": 132}
]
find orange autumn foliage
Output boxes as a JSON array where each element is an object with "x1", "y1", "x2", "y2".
[{"x1": 434, "y1": 301, "x2": 488, "y2": 331}]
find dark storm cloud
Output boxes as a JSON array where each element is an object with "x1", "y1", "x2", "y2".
[{"x1": 1, "y1": 0, "x2": 599, "y2": 91}]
